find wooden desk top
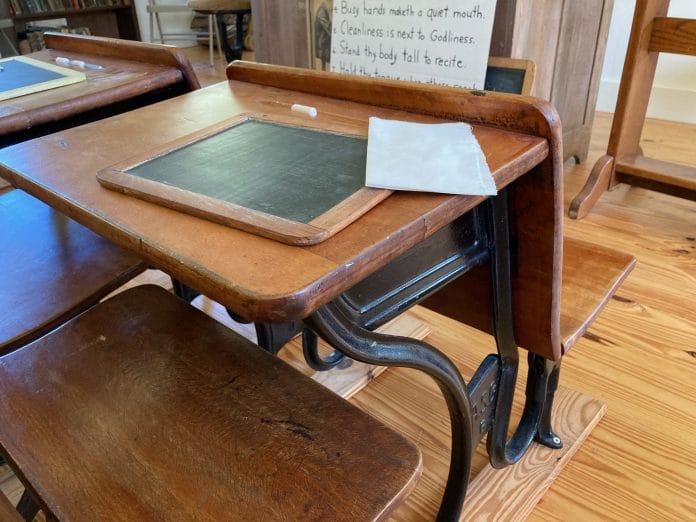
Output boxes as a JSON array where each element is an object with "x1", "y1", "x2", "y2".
[
  {"x1": 0, "y1": 33, "x2": 199, "y2": 138},
  {"x1": 0, "y1": 64, "x2": 560, "y2": 352}
]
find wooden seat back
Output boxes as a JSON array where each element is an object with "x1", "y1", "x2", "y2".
[
  {"x1": 0, "y1": 285, "x2": 421, "y2": 520},
  {"x1": 0, "y1": 190, "x2": 146, "y2": 354},
  {"x1": 420, "y1": 237, "x2": 635, "y2": 357}
]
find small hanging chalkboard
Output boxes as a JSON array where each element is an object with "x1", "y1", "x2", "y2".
[
  {"x1": 97, "y1": 116, "x2": 392, "y2": 245},
  {"x1": 484, "y1": 57, "x2": 535, "y2": 96}
]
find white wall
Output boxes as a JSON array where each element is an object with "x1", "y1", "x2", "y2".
[
  {"x1": 133, "y1": 0, "x2": 198, "y2": 46},
  {"x1": 597, "y1": 0, "x2": 696, "y2": 123}
]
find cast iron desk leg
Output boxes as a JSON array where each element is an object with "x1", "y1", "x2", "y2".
[
  {"x1": 306, "y1": 303, "x2": 473, "y2": 522},
  {"x1": 486, "y1": 194, "x2": 564, "y2": 469}
]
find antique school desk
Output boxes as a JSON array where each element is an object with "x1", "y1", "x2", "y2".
[
  {"x1": 0, "y1": 31, "x2": 199, "y2": 150},
  {"x1": 0, "y1": 62, "x2": 579, "y2": 519}
]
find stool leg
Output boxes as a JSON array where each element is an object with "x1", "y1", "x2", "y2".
[
  {"x1": 208, "y1": 15, "x2": 214, "y2": 66},
  {"x1": 216, "y1": 12, "x2": 245, "y2": 63}
]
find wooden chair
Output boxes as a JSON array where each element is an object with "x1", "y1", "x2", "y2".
[
  {"x1": 147, "y1": 0, "x2": 222, "y2": 66},
  {"x1": 570, "y1": 0, "x2": 696, "y2": 219},
  {"x1": 188, "y1": 0, "x2": 251, "y2": 63},
  {"x1": 0, "y1": 285, "x2": 421, "y2": 521},
  {"x1": 0, "y1": 190, "x2": 146, "y2": 354}
]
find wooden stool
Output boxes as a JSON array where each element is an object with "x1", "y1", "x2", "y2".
[
  {"x1": 0, "y1": 190, "x2": 146, "y2": 355},
  {"x1": 0, "y1": 285, "x2": 421, "y2": 520},
  {"x1": 188, "y1": 0, "x2": 250, "y2": 63}
]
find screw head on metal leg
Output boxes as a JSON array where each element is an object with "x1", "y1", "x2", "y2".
[{"x1": 536, "y1": 429, "x2": 564, "y2": 449}]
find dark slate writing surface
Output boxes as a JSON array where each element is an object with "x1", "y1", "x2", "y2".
[
  {"x1": 127, "y1": 121, "x2": 368, "y2": 224},
  {"x1": 0, "y1": 59, "x2": 66, "y2": 92},
  {"x1": 484, "y1": 66, "x2": 526, "y2": 95}
]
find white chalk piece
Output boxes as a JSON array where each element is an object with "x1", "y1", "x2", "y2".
[
  {"x1": 291, "y1": 104, "x2": 318, "y2": 118},
  {"x1": 55, "y1": 57, "x2": 104, "y2": 70}
]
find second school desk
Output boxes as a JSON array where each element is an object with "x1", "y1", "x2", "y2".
[
  {"x1": 0, "y1": 62, "x2": 566, "y2": 519},
  {"x1": 0, "y1": 31, "x2": 199, "y2": 147}
]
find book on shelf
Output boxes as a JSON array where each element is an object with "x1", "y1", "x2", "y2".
[{"x1": 6, "y1": 0, "x2": 125, "y2": 16}]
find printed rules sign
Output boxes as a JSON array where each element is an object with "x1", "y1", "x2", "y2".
[{"x1": 330, "y1": 1, "x2": 498, "y2": 89}]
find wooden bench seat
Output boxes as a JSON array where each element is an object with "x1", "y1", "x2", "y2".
[
  {"x1": 558, "y1": 238, "x2": 636, "y2": 351},
  {"x1": 0, "y1": 285, "x2": 421, "y2": 521},
  {"x1": 422, "y1": 237, "x2": 636, "y2": 355},
  {"x1": 0, "y1": 190, "x2": 146, "y2": 354}
]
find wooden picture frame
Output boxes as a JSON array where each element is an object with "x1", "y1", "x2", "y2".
[
  {"x1": 308, "y1": 0, "x2": 333, "y2": 71},
  {"x1": 97, "y1": 114, "x2": 391, "y2": 246},
  {"x1": 0, "y1": 56, "x2": 86, "y2": 102}
]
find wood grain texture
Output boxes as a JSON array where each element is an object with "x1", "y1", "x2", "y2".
[
  {"x1": 570, "y1": 0, "x2": 696, "y2": 216},
  {"x1": 0, "y1": 285, "x2": 422, "y2": 521},
  {"x1": 490, "y1": 0, "x2": 613, "y2": 163},
  {"x1": 0, "y1": 190, "x2": 146, "y2": 354},
  {"x1": 0, "y1": 491, "x2": 20, "y2": 521},
  {"x1": 43, "y1": 32, "x2": 200, "y2": 90},
  {"x1": 226, "y1": 61, "x2": 565, "y2": 359},
  {"x1": 617, "y1": 154, "x2": 696, "y2": 196},
  {"x1": 461, "y1": 388, "x2": 605, "y2": 521},
  {"x1": 0, "y1": 33, "x2": 198, "y2": 137},
  {"x1": 5, "y1": 47, "x2": 692, "y2": 522},
  {"x1": 649, "y1": 17, "x2": 696, "y2": 55},
  {"x1": 2, "y1": 105, "x2": 694, "y2": 519},
  {"x1": 0, "y1": 68, "x2": 554, "y2": 354},
  {"x1": 559, "y1": 238, "x2": 636, "y2": 352},
  {"x1": 0, "y1": 56, "x2": 86, "y2": 102}
]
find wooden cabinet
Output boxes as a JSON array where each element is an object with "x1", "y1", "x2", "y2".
[
  {"x1": 251, "y1": 0, "x2": 612, "y2": 162},
  {"x1": 490, "y1": 0, "x2": 614, "y2": 163}
]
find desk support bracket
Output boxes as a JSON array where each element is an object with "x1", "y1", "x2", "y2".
[
  {"x1": 306, "y1": 301, "x2": 474, "y2": 522},
  {"x1": 485, "y1": 194, "x2": 563, "y2": 469}
]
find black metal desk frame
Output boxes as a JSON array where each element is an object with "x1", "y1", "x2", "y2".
[{"x1": 177, "y1": 187, "x2": 563, "y2": 521}]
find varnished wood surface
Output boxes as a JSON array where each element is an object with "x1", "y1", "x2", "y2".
[
  {"x1": 649, "y1": 17, "x2": 696, "y2": 55},
  {"x1": 0, "y1": 33, "x2": 198, "y2": 137},
  {"x1": 0, "y1": 285, "x2": 422, "y2": 521},
  {"x1": 3, "y1": 50, "x2": 694, "y2": 520},
  {"x1": 0, "y1": 190, "x2": 146, "y2": 354},
  {"x1": 0, "y1": 491, "x2": 21, "y2": 521},
  {"x1": 228, "y1": 61, "x2": 566, "y2": 360},
  {"x1": 569, "y1": 0, "x2": 696, "y2": 216},
  {"x1": 0, "y1": 71, "x2": 550, "y2": 329},
  {"x1": 420, "y1": 236, "x2": 636, "y2": 356},
  {"x1": 617, "y1": 154, "x2": 696, "y2": 194}
]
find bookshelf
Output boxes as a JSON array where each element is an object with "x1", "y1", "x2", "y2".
[{"x1": 4, "y1": 0, "x2": 140, "y2": 44}]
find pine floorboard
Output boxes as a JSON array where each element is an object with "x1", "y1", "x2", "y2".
[{"x1": 1, "y1": 46, "x2": 694, "y2": 520}]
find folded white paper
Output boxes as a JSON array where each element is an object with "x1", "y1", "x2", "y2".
[{"x1": 365, "y1": 117, "x2": 497, "y2": 196}]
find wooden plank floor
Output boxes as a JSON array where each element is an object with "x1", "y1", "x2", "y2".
[{"x1": 2, "y1": 46, "x2": 694, "y2": 520}]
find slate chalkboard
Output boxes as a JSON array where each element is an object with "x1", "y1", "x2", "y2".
[
  {"x1": 484, "y1": 57, "x2": 535, "y2": 96},
  {"x1": 97, "y1": 117, "x2": 392, "y2": 245},
  {"x1": 0, "y1": 56, "x2": 86, "y2": 102}
]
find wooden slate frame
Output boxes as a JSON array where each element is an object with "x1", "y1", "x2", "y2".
[
  {"x1": 97, "y1": 114, "x2": 392, "y2": 246},
  {"x1": 0, "y1": 56, "x2": 86, "y2": 102},
  {"x1": 485, "y1": 56, "x2": 535, "y2": 96}
]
